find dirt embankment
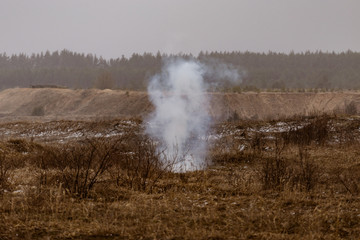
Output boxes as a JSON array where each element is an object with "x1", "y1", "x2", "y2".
[{"x1": 0, "y1": 88, "x2": 359, "y2": 121}]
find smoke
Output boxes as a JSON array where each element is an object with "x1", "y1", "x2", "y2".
[
  {"x1": 202, "y1": 58, "x2": 244, "y2": 88},
  {"x1": 146, "y1": 57, "x2": 241, "y2": 172}
]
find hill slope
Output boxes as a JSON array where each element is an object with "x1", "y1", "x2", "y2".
[{"x1": 0, "y1": 88, "x2": 358, "y2": 121}]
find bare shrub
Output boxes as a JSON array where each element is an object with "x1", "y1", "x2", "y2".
[
  {"x1": 0, "y1": 153, "x2": 11, "y2": 192},
  {"x1": 282, "y1": 115, "x2": 331, "y2": 146},
  {"x1": 250, "y1": 132, "x2": 266, "y2": 156},
  {"x1": 30, "y1": 126, "x2": 172, "y2": 195},
  {"x1": 111, "y1": 134, "x2": 169, "y2": 193},
  {"x1": 261, "y1": 136, "x2": 290, "y2": 190},
  {"x1": 210, "y1": 126, "x2": 263, "y2": 164},
  {"x1": 261, "y1": 138, "x2": 321, "y2": 192},
  {"x1": 290, "y1": 147, "x2": 321, "y2": 192},
  {"x1": 51, "y1": 137, "x2": 123, "y2": 198},
  {"x1": 261, "y1": 156, "x2": 290, "y2": 190},
  {"x1": 32, "y1": 145, "x2": 61, "y2": 187}
]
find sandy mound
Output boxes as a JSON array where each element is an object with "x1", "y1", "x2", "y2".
[
  {"x1": 0, "y1": 88, "x2": 152, "y2": 121},
  {"x1": 0, "y1": 88, "x2": 358, "y2": 121},
  {"x1": 210, "y1": 91, "x2": 360, "y2": 120}
]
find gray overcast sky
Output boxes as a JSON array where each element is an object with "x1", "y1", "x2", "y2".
[{"x1": 0, "y1": 0, "x2": 359, "y2": 59}]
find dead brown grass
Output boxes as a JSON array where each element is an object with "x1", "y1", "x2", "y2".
[{"x1": 0, "y1": 115, "x2": 360, "y2": 239}]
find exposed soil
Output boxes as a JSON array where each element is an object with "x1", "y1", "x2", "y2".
[{"x1": 0, "y1": 88, "x2": 359, "y2": 122}]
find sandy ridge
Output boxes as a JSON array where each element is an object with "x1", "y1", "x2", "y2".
[{"x1": 0, "y1": 88, "x2": 358, "y2": 121}]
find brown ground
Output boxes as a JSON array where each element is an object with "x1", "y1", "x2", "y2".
[
  {"x1": 0, "y1": 88, "x2": 359, "y2": 121},
  {"x1": 0, "y1": 116, "x2": 360, "y2": 239},
  {"x1": 0, "y1": 89, "x2": 360, "y2": 239}
]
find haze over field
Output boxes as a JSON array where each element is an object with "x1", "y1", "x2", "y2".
[{"x1": 1, "y1": 0, "x2": 359, "y2": 58}]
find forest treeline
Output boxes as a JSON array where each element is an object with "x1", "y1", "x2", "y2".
[{"x1": 0, "y1": 49, "x2": 359, "y2": 90}]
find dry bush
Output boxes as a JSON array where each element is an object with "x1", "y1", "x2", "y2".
[
  {"x1": 290, "y1": 147, "x2": 321, "y2": 192},
  {"x1": 210, "y1": 133, "x2": 252, "y2": 164},
  {"x1": 33, "y1": 131, "x2": 170, "y2": 196},
  {"x1": 282, "y1": 115, "x2": 331, "y2": 146},
  {"x1": 261, "y1": 136, "x2": 321, "y2": 192},
  {"x1": 111, "y1": 134, "x2": 169, "y2": 193},
  {"x1": 2, "y1": 117, "x2": 360, "y2": 239},
  {"x1": 31, "y1": 145, "x2": 62, "y2": 187},
  {"x1": 211, "y1": 125, "x2": 266, "y2": 165},
  {"x1": 209, "y1": 130, "x2": 244, "y2": 164},
  {"x1": 0, "y1": 152, "x2": 11, "y2": 191},
  {"x1": 261, "y1": 136, "x2": 290, "y2": 190},
  {"x1": 261, "y1": 156, "x2": 290, "y2": 190},
  {"x1": 46, "y1": 137, "x2": 124, "y2": 198}
]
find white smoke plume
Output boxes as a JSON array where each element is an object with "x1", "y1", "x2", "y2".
[{"x1": 146, "y1": 58, "x2": 241, "y2": 172}]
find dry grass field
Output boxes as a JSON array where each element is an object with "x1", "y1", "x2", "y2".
[{"x1": 0, "y1": 114, "x2": 360, "y2": 239}]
